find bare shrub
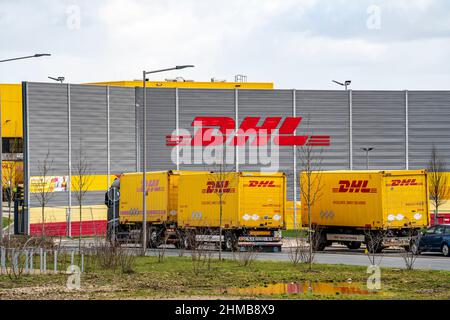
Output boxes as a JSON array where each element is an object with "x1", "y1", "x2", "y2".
[
  {"x1": 118, "y1": 249, "x2": 137, "y2": 274},
  {"x1": 92, "y1": 239, "x2": 137, "y2": 274},
  {"x1": 364, "y1": 230, "x2": 385, "y2": 266},
  {"x1": 400, "y1": 226, "x2": 419, "y2": 270},
  {"x1": 233, "y1": 246, "x2": 258, "y2": 267},
  {"x1": 153, "y1": 230, "x2": 168, "y2": 263},
  {"x1": 93, "y1": 240, "x2": 119, "y2": 271},
  {"x1": 287, "y1": 229, "x2": 309, "y2": 265},
  {"x1": 186, "y1": 229, "x2": 214, "y2": 274}
]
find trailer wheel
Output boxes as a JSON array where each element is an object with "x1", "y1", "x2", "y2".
[
  {"x1": 346, "y1": 242, "x2": 361, "y2": 250},
  {"x1": 180, "y1": 230, "x2": 195, "y2": 250},
  {"x1": 223, "y1": 232, "x2": 237, "y2": 252},
  {"x1": 175, "y1": 232, "x2": 191, "y2": 250},
  {"x1": 313, "y1": 232, "x2": 327, "y2": 252},
  {"x1": 365, "y1": 235, "x2": 383, "y2": 254},
  {"x1": 410, "y1": 242, "x2": 420, "y2": 255},
  {"x1": 148, "y1": 227, "x2": 164, "y2": 248}
]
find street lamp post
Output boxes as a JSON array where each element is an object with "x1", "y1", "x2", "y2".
[
  {"x1": 141, "y1": 65, "x2": 194, "y2": 254},
  {"x1": 0, "y1": 53, "x2": 51, "y2": 63},
  {"x1": 48, "y1": 76, "x2": 65, "y2": 83},
  {"x1": 0, "y1": 53, "x2": 51, "y2": 239},
  {"x1": 361, "y1": 147, "x2": 374, "y2": 170},
  {"x1": 332, "y1": 80, "x2": 352, "y2": 90}
]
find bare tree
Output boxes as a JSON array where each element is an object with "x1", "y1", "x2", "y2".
[
  {"x1": 428, "y1": 145, "x2": 449, "y2": 224},
  {"x1": 204, "y1": 143, "x2": 237, "y2": 260},
  {"x1": 401, "y1": 227, "x2": 419, "y2": 270},
  {"x1": 2, "y1": 135, "x2": 22, "y2": 239},
  {"x1": 297, "y1": 119, "x2": 324, "y2": 270},
  {"x1": 364, "y1": 229, "x2": 385, "y2": 266},
  {"x1": 287, "y1": 228, "x2": 308, "y2": 265},
  {"x1": 72, "y1": 138, "x2": 93, "y2": 252},
  {"x1": 233, "y1": 245, "x2": 259, "y2": 267},
  {"x1": 32, "y1": 149, "x2": 55, "y2": 239},
  {"x1": 186, "y1": 227, "x2": 214, "y2": 275}
]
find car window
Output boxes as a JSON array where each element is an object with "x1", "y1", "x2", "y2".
[
  {"x1": 426, "y1": 227, "x2": 436, "y2": 234},
  {"x1": 435, "y1": 226, "x2": 444, "y2": 235},
  {"x1": 445, "y1": 226, "x2": 450, "y2": 235}
]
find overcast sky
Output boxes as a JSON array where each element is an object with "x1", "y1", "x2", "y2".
[{"x1": 0, "y1": 0, "x2": 449, "y2": 89}]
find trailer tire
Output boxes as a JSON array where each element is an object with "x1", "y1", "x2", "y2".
[
  {"x1": 313, "y1": 232, "x2": 327, "y2": 252},
  {"x1": 148, "y1": 227, "x2": 164, "y2": 248},
  {"x1": 346, "y1": 241, "x2": 361, "y2": 250},
  {"x1": 410, "y1": 242, "x2": 420, "y2": 255},
  {"x1": 224, "y1": 232, "x2": 238, "y2": 252},
  {"x1": 365, "y1": 235, "x2": 383, "y2": 254}
]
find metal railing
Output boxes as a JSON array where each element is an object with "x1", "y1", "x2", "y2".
[{"x1": 0, "y1": 247, "x2": 90, "y2": 275}]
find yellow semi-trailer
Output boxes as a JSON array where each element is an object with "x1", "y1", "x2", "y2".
[
  {"x1": 301, "y1": 170, "x2": 429, "y2": 252},
  {"x1": 105, "y1": 170, "x2": 207, "y2": 247},
  {"x1": 177, "y1": 172, "x2": 286, "y2": 252}
]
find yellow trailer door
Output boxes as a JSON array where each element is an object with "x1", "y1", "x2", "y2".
[
  {"x1": 240, "y1": 174, "x2": 285, "y2": 229},
  {"x1": 382, "y1": 171, "x2": 429, "y2": 229}
]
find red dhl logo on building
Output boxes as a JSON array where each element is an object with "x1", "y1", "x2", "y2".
[
  {"x1": 137, "y1": 179, "x2": 164, "y2": 192},
  {"x1": 332, "y1": 180, "x2": 377, "y2": 193},
  {"x1": 203, "y1": 181, "x2": 236, "y2": 194},
  {"x1": 166, "y1": 116, "x2": 330, "y2": 147},
  {"x1": 247, "y1": 180, "x2": 278, "y2": 188},
  {"x1": 386, "y1": 179, "x2": 422, "y2": 187}
]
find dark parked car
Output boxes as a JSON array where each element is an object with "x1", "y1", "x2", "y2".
[{"x1": 411, "y1": 224, "x2": 450, "y2": 257}]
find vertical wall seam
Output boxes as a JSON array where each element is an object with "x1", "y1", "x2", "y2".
[
  {"x1": 23, "y1": 82, "x2": 30, "y2": 235},
  {"x1": 135, "y1": 90, "x2": 139, "y2": 172},
  {"x1": 176, "y1": 88, "x2": 180, "y2": 171},
  {"x1": 405, "y1": 90, "x2": 409, "y2": 170},
  {"x1": 67, "y1": 84, "x2": 72, "y2": 237},
  {"x1": 349, "y1": 89, "x2": 353, "y2": 170},
  {"x1": 293, "y1": 89, "x2": 297, "y2": 229},
  {"x1": 235, "y1": 89, "x2": 239, "y2": 172},
  {"x1": 107, "y1": 86, "x2": 111, "y2": 186}
]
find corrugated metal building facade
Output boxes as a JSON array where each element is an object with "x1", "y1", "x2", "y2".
[{"x1": 22, "y1": 82, "x2": 450, "y2": 234}]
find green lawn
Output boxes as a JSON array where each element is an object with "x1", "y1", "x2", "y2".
[
  {"x1": 282, "y1": 230, "x2": 307, "y2": 238},
  {"x1": 0, "y1": 254, "x2": 449, "y2": 300}
]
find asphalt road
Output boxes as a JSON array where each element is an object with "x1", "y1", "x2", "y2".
[
  {"x1": 58, "y1": 238, "x2": 450, "y2": 271},
  {"x1": 143, "y1": 248, "x2": 449, "y2": 271}
]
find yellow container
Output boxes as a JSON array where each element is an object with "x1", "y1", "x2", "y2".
[
  {"x1": 118, "y1": 170, "x2": 207, "y2": 224},
  {"x1": 167, "y1": 170, "x2": 209, "y2": 223},
  {"x1": 301, "y1": 170, "x2": 429, "y2": 229},
  {"x1": 177, "y1": 172, "x2": 286, "y2": 229},
  {"x1": 119, "y1": 171, "x2": 169, "y2": 224}
]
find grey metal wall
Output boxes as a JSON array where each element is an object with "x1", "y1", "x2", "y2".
[
  {"x1": 178, "y1": 89, "x2": 236, "y2": 172},
  {"x1": 238, "y1": 90, "x2": 294, "y2": 195},
  {"x1": 23, "y1": 83, "x2": 450, "y2": 234},
  {"x1": 24, "y1": 82, "x2": 136, "y2": 233},
  {"x1": 135, "y1": 88, "x2": 177, "y2": 172},
  {"x1": 408, "y1": 91, "x2": 450, "y2": 169},
  {"x1": 352, "y1": 91, "x2": 406, "y2": 170}
]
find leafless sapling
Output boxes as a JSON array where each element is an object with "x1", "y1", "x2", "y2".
[
  {"x1": 428, "y1": 145, "x2": 449, "y2": 223},
  {"x1": 32, "y1": 149, "x2": 55, "y2": 239},
  {"x1": 297, "y1": 118, "x2": 324, "y2": 270},
  {"x1": 72, "y1": 138, "x2": 93, "y2": 252}
]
